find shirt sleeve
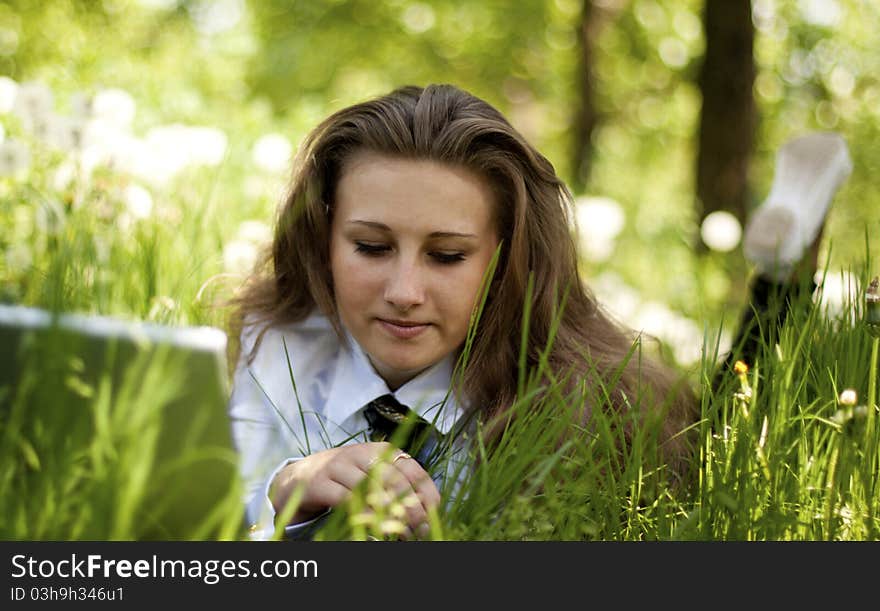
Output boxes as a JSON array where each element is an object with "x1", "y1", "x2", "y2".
[
  {"x1": 228, "y1": 324, "x2": 307, "y2": 534},
  {"x1": 245, "y1": 457, "x2": 331, "y2": 541}
]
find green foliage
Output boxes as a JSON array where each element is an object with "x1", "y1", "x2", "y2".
[{"x1": 1, "y1": 0, "x2": 880, "y2": 540}]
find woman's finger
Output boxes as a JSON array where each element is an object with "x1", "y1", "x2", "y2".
[{"x1": 393, "y1": 456, "x2": 441, "y2": 510}]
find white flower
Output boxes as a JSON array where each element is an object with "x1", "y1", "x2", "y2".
[
  {"x1": 30, "y1": 113, "x2": 85, "y2": 152},
  {"x1": 93, "y1": 88, "x2": 136, "y2": 129},
  {"x1": 634, "y1": 301, "x2": 703, "y2": 366},
  {"x1": 590, "y1": 271, "x2": 642, "y2": 321},
  {"x1": 78, "y1": 117, "x2": 121, "y2": 161},
  {"x1": 0, "y1": 76, "x2": 18, "y2": 113},
  {"x1": 52, "y1": 161, "x2": 78, "y2": 192},
  {"x1": 700, "y1": 210, "x2": 742, "y2": 252},
  {"x1": 69, "y1": 92, "x2": 93, "y2": 121},
  {"x1": 123, "y1": 183, "x2": 154, "y2": 219},
  {"x1": 252, "y1": 132, "x2": 293, "y2": 174},
  {"x1": 838, "y1": 389, "x2": 858, "y2": 406},
  {"x1": 136, "y1": 124, "x2": 228, "y2": 185},
  {"x1": 0, "y1": 139, "x2": 31, "y2": 177},
  {"x1": 185, "y1": 126, "x2": 227, "y2": 166},
  {"x1": 144, "y1": 124, "x2": 191, "y2": 168},
  {"x1": 236, "y1": 220, "x2": 272, "y2": 245},
  {"x1": 12, "y1": 81, "x2": 53, "y2": 129},
  {"x1": 815, "y1": 269, "x2": 859, "y2": 322},
  {"x1": 574, "y1": 195, "x2": 626, "y2": 262},
  {"x1": 85, "y1": 126, "x2": 143, "y2": 176},
  {"x1": 223, "y1": 240, "x2": 259, "y2": 275},
  {"x1": 244, "y1": 173, "x2": 285, "y2": 201}
]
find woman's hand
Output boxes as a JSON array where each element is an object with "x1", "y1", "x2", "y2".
[{"x1": 269, "y1": 441, "x2": 440, "y2": 538}]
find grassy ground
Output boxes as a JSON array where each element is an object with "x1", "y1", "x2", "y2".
[
  {"x1": 1, "y1": 169, "x2": 878, "y2": 540},
  {"x1": 2, "y1": 77, "x2": 879, "y2": 540}
]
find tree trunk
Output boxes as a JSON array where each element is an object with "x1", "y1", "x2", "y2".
[
  {"x1": 696, "y1": 0, "x2": 755, "y2": 230},
  {"x1": 571, "y1": 0, "x2": 602, "y2": 193}
]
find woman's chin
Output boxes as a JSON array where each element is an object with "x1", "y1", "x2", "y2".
[{"x1": 370, "y1": 353, "x2": 435, "y2": 387}]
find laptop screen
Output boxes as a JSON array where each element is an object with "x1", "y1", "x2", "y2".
[{"x1": 0, "y1": 304, "x2": 245, "y2": 540}]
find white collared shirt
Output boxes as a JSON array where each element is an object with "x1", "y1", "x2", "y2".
[{"x1": 227, "y1": 310, "x2": 468, "y2": 538}]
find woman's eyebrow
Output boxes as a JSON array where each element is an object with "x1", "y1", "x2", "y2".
[{"x1": 346, "y1": 220, "x2": 477, "y2": 239}]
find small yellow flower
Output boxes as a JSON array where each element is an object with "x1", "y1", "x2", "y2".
[{"x1": 732, "y1": 359, "x2": 753, "y2": 415}]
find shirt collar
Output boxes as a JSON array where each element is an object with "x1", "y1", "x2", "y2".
[{"x1": 323, "y1": 334, "x2": 465, "y2": 436}]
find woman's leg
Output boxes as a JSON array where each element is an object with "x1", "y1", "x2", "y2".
[{"x1": 711, "y1": 132, "x2": 852, "y2": 395}]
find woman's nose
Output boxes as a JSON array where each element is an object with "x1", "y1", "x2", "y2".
[{"x1": 383, "y1": 258, "x2": 426, "y2": 310}]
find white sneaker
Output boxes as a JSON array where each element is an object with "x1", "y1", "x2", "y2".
[{"x1": 743, "y1": 132, "x2": 853, "y2": 281}]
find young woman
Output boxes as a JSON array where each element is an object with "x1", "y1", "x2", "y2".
[{"x1": 227, "y1": 84, "x2": 849, "y2": 540}]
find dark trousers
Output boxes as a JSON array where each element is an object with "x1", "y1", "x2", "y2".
[{"x1": 712, "y1": 273, "x2": 817, "y2": 396}]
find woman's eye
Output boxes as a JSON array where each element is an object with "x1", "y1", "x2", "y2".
[
  {"x1": 431, "y1": 252, "x2": 466, "y2": 264},
  {"x1": 354, "y1": 241, "x2": 390, "y2": 256}
]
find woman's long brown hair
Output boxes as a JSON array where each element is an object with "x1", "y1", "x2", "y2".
[{"x1": 229, "y1": 84, "x2": 699, "y2": 481}]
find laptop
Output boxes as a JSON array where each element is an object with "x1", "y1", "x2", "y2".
[{"x1": 0, "y1": 304, "x2": 244, "y2": 540}]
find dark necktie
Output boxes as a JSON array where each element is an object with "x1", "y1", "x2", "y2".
[{"x1": 362, "y1": 394, "x2": 444, "y2": 469}]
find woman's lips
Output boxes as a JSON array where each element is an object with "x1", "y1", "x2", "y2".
[{"x1": 377, "y1": 319, "x2": 430, "y2": 339}]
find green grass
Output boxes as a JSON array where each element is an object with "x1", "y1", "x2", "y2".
[
  {"x1": 4, "y1": 203, "x2": 877, "y2": 540},
  {"x1": 2, "y1": 105, "x2": 880, "y2": 541}
]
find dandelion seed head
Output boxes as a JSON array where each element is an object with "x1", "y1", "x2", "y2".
[
  {"x1": 574, "y1": 195, "x2": 626, "y2": 263},
  {"x1": 0, "y1": 139, "x2": 30, "y2": 177},
  {"x1": 0, "y1": 76, "x2": 18, "y2": 113},
  {"x1": 223, "y1": 240, "x2": 258, "y2": 275},
  {"x1": 236, "y1": 220, "x2": 272, "y2": 245},
  {"x1": 838, "y1": 389, "x2": 858, "y2": 406},
  {"x1": 69, "y1": 92, "x2": 93, "y2": 120},
  {"x1": 632, "y1": 301, "x2": 703, "y2": 365},
  {"x1": 12, "y1": 81, "x2": 53, "y2": 127},
  {"x1": 184, "y1": 126, "x2": 227, "y2": 166},
  {"x1": 36, "y1": 114, "x2": 83, "y2": 152},
  {"x1": 52, "y1": 161, "x2": 78, "y2": 192},
  {"x1": 93, "y1": 88, "x2": 136, "y2": 128},
  {"x1": 132, "y1": 124, "x2": 227, "y2": 186},
  {"x1": 814, "y1": 269, "x2": 860, "y2": 323},
  {"x1": 590, "y1": 272, "x2": 642, "y2": 322},
  {"x1": 123, "y1": 183, "x2": 154, "y2": 219},
  {"x1": 252, "y1": 132, "x2": 293, "y2": 174}
]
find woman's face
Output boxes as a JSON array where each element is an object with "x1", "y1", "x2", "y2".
[{"x1": 329, "y1": 151, "x2": 500, "y2": 390}]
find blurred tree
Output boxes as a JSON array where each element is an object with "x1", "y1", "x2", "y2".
[
  {"x1": 695, "y1": 0, "x2": 754, "y2": 230},
  {"x1": 246, "y1": 0, "x2": 552, "y2": 116},
  {"x1": 571, "y1": 0, "x2": 612, "y2": 192}
]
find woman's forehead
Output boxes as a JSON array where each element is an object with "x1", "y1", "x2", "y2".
[{"x1": 334, "y1": 152, "x2": 497, "y2": 234}]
